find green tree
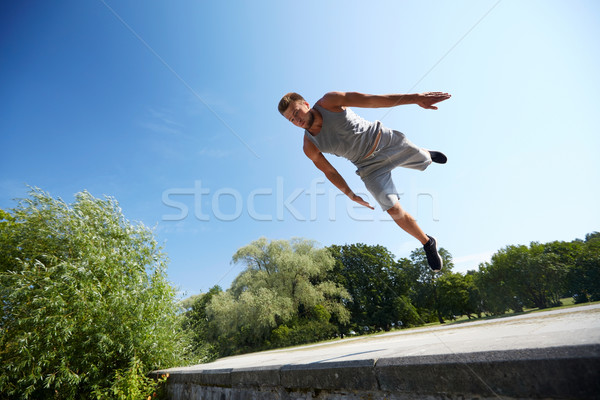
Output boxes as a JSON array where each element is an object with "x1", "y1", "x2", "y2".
[
  {"x1": 328, "y1": 244, "x2": 419, "y2": 332},
  {"x1": 0, "y1": 188, "x2": 185, "y2": 399},
  {"x1": 523, "y1": 243, "x2": 568, "y2": 308},
  {"x1": 463, "y1": 271, "x2": 484, "y2": 319},
  {"x1": 180, "y1": 286, "x2": 222, "y2": 363},
  {"x1": 568, "y1": 233, "x2": 600, "y2": 302},
  {"x1": 477, "y1": 243, "x2": 570, "y2": 312},
  {"x1": 402, "y1": 247, "x2": 454, "y2": 324},
  {"x1": 476, "y1": 246, "x2": 528, "y2": 314},
  {"x1": 436, "y1": 272, "x2": 470, "y2": 321},
  {"x1": 206, "y1": 238, "x2": 350, "y2": 355}
]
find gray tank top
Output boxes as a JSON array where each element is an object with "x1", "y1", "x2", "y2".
[{"x1": 304, "y1": 104, "x2": 381, "y2": 164}]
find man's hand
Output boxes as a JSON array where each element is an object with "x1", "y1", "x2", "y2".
[
  {"x1": 351, "y1": 194, "x2": 375, "y2": 210},
  {"x1": 415, "y1": 92, "x2": 451, "y2": 110}
]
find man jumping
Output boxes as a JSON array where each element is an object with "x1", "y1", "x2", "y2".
[{"x1": 278, "y1": 91, "x2": 451, "y2": 272}]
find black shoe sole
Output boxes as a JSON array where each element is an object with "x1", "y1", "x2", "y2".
[
  {"x1": 429, "y1": 151, "x2": 447, "y2": 164},
  {"x1": 424, "y1": 235, "x2": 443, "y2": 272}
]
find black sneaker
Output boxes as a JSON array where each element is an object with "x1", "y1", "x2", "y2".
[
  {"x1": 429, "y1": 151, "x2": 447, "y2": 164},
  {"x1": 423, "y1": 235, "x2": 443, "y2": 272}
]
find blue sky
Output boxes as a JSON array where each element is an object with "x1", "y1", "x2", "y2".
[{"x1": 2, "y1": 0, "x2": 599, "y2": 297}]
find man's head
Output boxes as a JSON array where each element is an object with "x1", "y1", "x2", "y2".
[
  {"x1": 278, "y1": 92, "x2": 314, "y2": 129},
  {"x1": 278, "y1": 92, "x2": 305, "y2": 115}
]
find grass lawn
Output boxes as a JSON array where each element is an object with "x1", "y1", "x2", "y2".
[{"x1": 437, "y1": 297, "x2": 600, "y2": 328}]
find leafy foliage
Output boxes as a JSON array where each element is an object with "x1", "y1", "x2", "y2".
[
  {"x1": 477, "y1": 242, "x2": 572, "y2": 312},
  {"x1": 181, "y1": 232, "x2": 599, "y2": 359},
  {"x1": 403, "y1": 248, "x2": 454, "y2": 323},
  {"x1": 205, "y1": 238, "x2": 350, "y2": 355},
  {"x1": 568, "y1": 233, "x2": 600, "y2": 302},
  {"x1": 5, "y1": 187, "x2": 596, "y2": 394},
  {"x1": 180, "y1": 286, "x2": 222, "y2": 363},
  {"x1": 0, "y1": 188, "x2": 184, "y2": 398},
  {"x1": 92, "y1": 357, "x2": 169, "y2": 400},
  {"x1": 328, "y1": 244, "x2": 420, "y2": 331}
]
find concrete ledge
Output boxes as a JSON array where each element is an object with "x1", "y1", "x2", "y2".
[
  {"x1": 281, "y1": 359, "x2": 378, "y2": 392},
  {"x1": 159, "y1": 304, "x2": 600, "y2": 399},
  {"x1": 231, "y1": 366, "x2": 282, "y2": 389},
  {"x1": 164, "y1": 346, "x2": 600, "y2": 399},
  {"x1": 376, "y1": 345, "x2": 600, "y2": 399}
]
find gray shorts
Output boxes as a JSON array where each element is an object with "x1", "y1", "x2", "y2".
[{"x1": 354, "y1": 128, "x2": 432, "y2": 211}]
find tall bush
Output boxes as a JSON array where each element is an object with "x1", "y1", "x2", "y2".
[{"x1": 0, "y1": 188, "x2": 184, "y2": 399}]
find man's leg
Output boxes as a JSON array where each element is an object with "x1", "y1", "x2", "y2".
[
  {"x1": 386, "y1": 201, "x2": 428, "y2": 245},
  {"x1": 387, "y1": 201, "x2": 443, "y2": 271},
  {"x1": 361, "y1": 172, "x2": 444, "y2": 271},
  {"x1": 362, "y1": 173, "x2": 428, "y2": 244}
]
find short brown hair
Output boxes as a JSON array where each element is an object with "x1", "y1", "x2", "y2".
[{"x1": 278, "y1": 92, "x2": 305, "y2": 115}]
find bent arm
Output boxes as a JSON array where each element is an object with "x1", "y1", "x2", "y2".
[
  {"x1": 318, "y1": 91, "x2": 451, "y2": 111},
  {"x1": 303, "y1": 137, "x2": 374, "y2": 209},
  {"x1": 303, "y1": 139, "x2": 353, "y2": 195}
]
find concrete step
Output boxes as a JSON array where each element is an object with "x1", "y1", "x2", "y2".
[{"x1": 157, "y1": 304, "x2": 600, "y2": 399}]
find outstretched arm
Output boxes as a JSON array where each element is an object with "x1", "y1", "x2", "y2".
[
  {"x1": 303, "y1": 137, "x2": 374, "y2": 210},
  {"x1": 317, "y1": 91, "x2": 451, "y2": 111}
]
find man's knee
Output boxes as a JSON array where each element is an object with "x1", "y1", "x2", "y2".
[
  {"x1": 386, "y1": 202, "x2": 405, "y2": 217},
  {"x1": 388, "y1": 202, "x2": 416, "y2": 220}
]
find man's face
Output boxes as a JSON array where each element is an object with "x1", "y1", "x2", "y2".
[{"x1": 283, "y1": 100, "x2": 314, "y2": 129}]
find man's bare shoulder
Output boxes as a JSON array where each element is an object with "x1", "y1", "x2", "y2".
[
  {"x1": 303, "y1": 135, "x2": 320, "y2": 159},
  {"x1": 316, "y1": 92, "x2": 346, "y2": 112}
]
